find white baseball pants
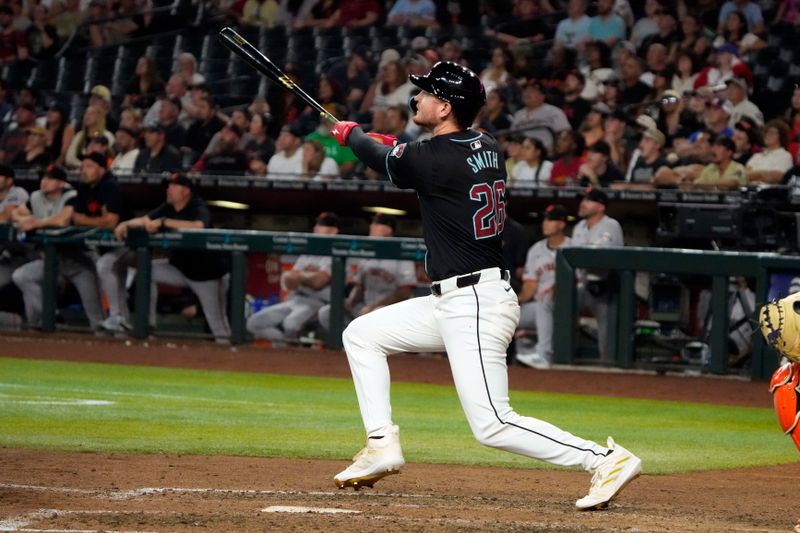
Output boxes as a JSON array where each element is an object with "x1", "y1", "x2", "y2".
[{"x1": 342, "y1": 267, "x2": 609, "y2": 471}]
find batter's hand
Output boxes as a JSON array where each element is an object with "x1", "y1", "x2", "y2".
[
  {"x1": 366, "y1": 132, "x2": 398, "y2": 147},
  {"x1": 331, "y1": 121, "x2": 359, "y2": 146}
]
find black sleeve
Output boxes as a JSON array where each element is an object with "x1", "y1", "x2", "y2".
[
  {"x1": 103, "y1": 183, "x2": 123, "y2": 215},
  {"x1": 194, "y1": 200, "x2": 212, "y2": 228},
  {"x1": 347, "y1": 127, "x2": 392, "y2": 173},
  {"x1": 147, "y1": 203, "x2": 168, "y2": 220}
]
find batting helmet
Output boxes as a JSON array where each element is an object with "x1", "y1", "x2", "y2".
[{"x1": 409, "y1": 61, "x2": 485, "y2": 128}]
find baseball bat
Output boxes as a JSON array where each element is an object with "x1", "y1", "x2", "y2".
[{"x1": 218, "y1": 26, "x2": 339, "y2": 124}]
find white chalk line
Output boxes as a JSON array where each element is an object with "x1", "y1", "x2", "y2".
[
  {"x1": 0, "y1": 394, "x2": 114, "y2": 406},
  {"x1": 0, "y1": 508, "x2": 160, "y2": 532}
]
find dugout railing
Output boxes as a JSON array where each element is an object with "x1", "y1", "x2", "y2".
[{"x1": 553, "y1": 246, "x2": 795, "y2": 380}]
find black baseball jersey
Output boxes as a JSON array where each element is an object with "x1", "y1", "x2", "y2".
[
  {"x1": 69, "y1": 172, "x2": 125, "y2": 220},
  {"x1": 385, "y1": 130, "x2": 507, "y2": 281}
]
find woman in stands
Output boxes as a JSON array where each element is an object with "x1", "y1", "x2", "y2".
[
  {"x1": 480, "y1": 46, "x2": 513, "y2": 94},
  {"x1": 746, "y1": 119, "x2": 794, "y2": 184},
  {"x1": 124, "y1": 56, "x2": 165, "y2": 110},
  {"x1": 246, "y1": 112, "x2": 276, "y2": 175},
  {"x1": 511, "y1": 137, "x2": 553, "y2": 187},
  {"x1": 475, "y1": 89, "x2": 512, "y2": 133},
  {"x1": 361, "y1": 59, "x2": 413, "y2": 116},
  {"x1": 64, "y1": 105, "x2": 115, "y2": 168},
  {"x1": 301, "y1": 138, "x2": 339, "y2": 181},
  {"x1": 44, "y1": 104, "x2": 74, "y2": 167}
]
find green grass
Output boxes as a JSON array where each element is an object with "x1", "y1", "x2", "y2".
[{"x1": 0, "y1": 357, "x2": 797, "y2": 474}]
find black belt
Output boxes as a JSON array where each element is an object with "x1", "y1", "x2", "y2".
[{"x1": 431, "y1": 269, "x2": 510, "y2": 296}]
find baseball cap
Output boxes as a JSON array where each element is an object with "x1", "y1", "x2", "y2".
[
  {"x1": 543, "y1": 204, "x2": 568, "y2": 221},
  {"x1": 706, "y1": 97, "x2": 734, "y2": 115},
  {"x1": 90, "y1": 84, "x2": 111, "y2": 103},
  {"x1": 164, "y1": 170, "x2": 193, "y2": 188},
  {"x1": 116, "y1": 126, "x2": 140, "y2": 138},
  {"x1": 0, "y1": 164, "x2": 14, "y2": 178},
  {"x1": 316, "y1": 211, "x2": 339, "y2": 227},
  {"x1": 143, "y1": 122, "x2": 165, "y2": 133},
  {"x1": 589, "y1": 140, "x2": 611, "y2": 157},
  {"x1": 281, "y1": 122, "x2": 305, "y2": 138},
  {"x1": 372, "y1": 212, "x2": 397, "y2": 229},
  {"x1": 642, "y1": 128, "x2": 666, "y2": 146},
  {"x1": 591, "y1": 102, "x2": 612, "y2": 116},
  {"x1": 635, "y1": 114, "x2": 657, "y2": 131},
  {"x1": 379, "y1": 48, "x2": 401, "y2": 69},
  {"x1": 715, "y1": 43, "x2": 738, "y2": 56},
  {"x1": 42, "y1": 164, "x2": 67, "y2": 182},
  {"x1": 81, "y1": 152, "x2": 107, "y2": 169},
  {"x1": 714, "y1": 136, "x2": 736, "y2": 152},
  {"x1": 579, "y1": 186, "x2": 608, "y2": 206}
]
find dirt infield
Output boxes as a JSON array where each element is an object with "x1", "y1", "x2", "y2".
[{"x1": 1, "y1": 333, "x2": 798, "y2": 532}]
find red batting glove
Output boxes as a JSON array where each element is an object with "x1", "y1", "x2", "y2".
[
  {"x1": 366, "y1": 132, "x2": 398, "y2": 147},
  {"x1": 330, "y1": 121, "x2": 359, "y2": 146}
]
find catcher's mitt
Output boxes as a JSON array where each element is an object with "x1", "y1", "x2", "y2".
[
  {"x1": 769, "y1": 362, "x2": 800, "y2": 452},
  {"x1": 759, "y1": 292, "x2": 800, "y2": 363}
]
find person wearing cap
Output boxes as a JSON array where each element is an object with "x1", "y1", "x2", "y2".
[
  {"x1": 731, "y1": 117, "x2": 760, "y2": 165},
  {"x1": 690, "y1": 136, "x2": 747, "y2": 190},
  {"x1": 155, "y1": 95, "x2": 187, "y2": 149},
  {"x1": 108, "y1": 171, "x2": 230, "y2": 341},
  {"x1": 725, "y1": 77, "x2": 763, "y2": 127},
  {"x1": 246, "y1": 212, "x2": 339, "y2": 343},
  {"x1": 572, "y1": 186, "x2": 623, "y2": 362},
  {"x1": 192, "y1": 122, "x2": 249, "y2": 175},
  {"x1": 134, "y1": 123, "x2": 182, "y2": 174},
  {"x1": 386, "y1": 0, "x2": 436, "y2": 27},
  {"x1": 0, "y1": 164, "x2": 30, "y2": 295},
  {"x1": 305, "y1": 104, "x2": 359, "y2": 176},
  {"x1": 64, "y1": 106, "x2": 115, "y2": 169},
  {"x1": 516, "y1": 204, "x2": 572, "y2": 369},
  {"x1": 579, "y1": 140, "x2": 624, "y2": 186},
  {"x1": 182, "y1": 95, "x2": 226, "y2": 166},
  {"x1": 510, "y1": 80, "x2": 571, "y2": 152},
  {"x1": 654, "y1": 128, "x2": 715, "y2": 186},
  {"x1": 266, "y1": 122, "x2": 304, "y2": 180},
  {"x1": 330, "y1": 60, "x2": 641, "y2": 507},
  {"x1": 88, "y1": 85, "x2": 117, "y2": 132},
  {"x1": 694, "y1": 43, "x2": 753, "y2": 93},
  {"x1": 110, "y1": 126, "x2": 140, "y2": 174},
  {"x1": 0, "y1": 102, "x2": 37, "y2": 164},
  {"x1": 625, "y1": 127, "x2": 667, "y2": 184},
  {"x1": 13, "y1": 125, "x2": 51, "y2": 167},
  {"x1": 745, "y1": 119, "x2": 794, "y2": 185},
  {"x1": 317, "y1": 213, "x2": 415, "y2": 334},
  {"x1": 10, "y1": 165, "x2": 76, "y2": 327}
]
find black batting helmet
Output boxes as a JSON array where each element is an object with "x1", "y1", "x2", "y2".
[{"x1": 409, "y1": 61, "x2": 485, "y2": 128}]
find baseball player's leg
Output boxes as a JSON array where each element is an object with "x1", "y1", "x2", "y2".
[
  {"x1": 246, "y1": 301, "x2": 292, "y2": 340},
  {"x1": 342, "y1": 295, "x2": 444, "y2": 435},
  {"x1": 441, "y1": 282, "x2": 609, "y2": 471},
  {"x1": 60, "y1": 253, "x2": 105, "y2": 330},
  {"x1": 317, "y1": 304, "x2": 330, "y2": 332},
  {"x1": 150, "y1": 259, "x2": 189, "y2": 328},
  {"x1": 11, "y1": 258, "x2": 44, "y2": 326},
  {"x1": 534, "y1": 295, "x2": 555, "y2": 362},
  {"x1": 186, "y1": 275, "x2": 231, "y2": 341},
  {"x1": 281, "y1": 295, "x2": 324, "y2": 339},
  {"x1": 517, "y1": 300, "x2": 538, "y2": 330},
  {"x1": 96, "y1": 248, "x2": 132, "y2": 320}
]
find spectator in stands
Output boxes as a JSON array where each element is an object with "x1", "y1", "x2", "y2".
[
  {"x1": 479, "y1": 46, "x2": 513, "y2": 94},
  {"x1": 510, "y1": 137, "x2": 552, "y2": 186},
  {"x1": 44, "y1": 104, "x2": 73, "y2": 167},
  {"x1": 630, "y1": 0, "x2": 661, "y2": 50},
  {"x1": 588, "y1": 0, "x2": 627, "y2": 47},
  {"x1": 654, "y1": 89, "x2": 685, "y2": 147},
  {"x1": 294, "y1": 0, "x2": 338, "y2": 28},
  {"x1": 88, "y1": 85, "x2": 117, "y2": 132},
  {"x1": 333, "y1": 0, "x2": 381, "y2": 27},
  {"x1": 318, "y1": 213, "x2": 415, "y2": 335},
  {"x1": 0, "y1": 103, "x2": 35, "y2": 164},
  {"x1": 671, "y1": 53, "x2": 699, "y2": 96},
  {"x1": 182, "y1": 96, "x2": 225, "y2": 165},
  {"x1": 550, "y1": 130, "x2": 586, "y2": 186},
  {"x1": 642, "y1": 42, "x2": 669, "y2": 88},
  {"x1": 703, "y1": 97, "x2": 734, "y2": 137},
  {"x1": 383, "y1": 105, "x2": 412, "y2": 144},
  {"x1": 502, "y1": 134, "x2": 524, "y2": 177},
  {"x1": 562, "y1": 71, "x2": 591, "y2": 130},
  {"x1": 510, "y1": 80, "x2": 571, "y2": 152},
  {"x1": 134, "y1": 123, "x2": 183, "y2": 173},
  {"x1": 732, "y1": 117, "x2": 760, "y2": 164},
  {"x1": 785, "y1": 85, "x2": 800, "y2": 142},
  {"x1": 65, "y1": 106, "x2": 114, "y2": 169},
  {"x1": 300, "y1": 138, "x2": 338, "y2": 181},
  {"x1": 581, "y1": 102, "x2": 608, "y2": 147},
  {"x1": 714, "y1": 10, "x2": 765, "y2": 59},
  {"x1": 26, "y1": 5, "x2": 58, "y2": 60},
  {"x1": 154, "y1": 96, "x2": 187, "y2": 149},
  {"x1": 579, "y1": 140, "x2": 623, "y2": 186},
  {"x1": 695, "y1": 43, "x2": 752, "y2": 91},
  {"x1": 329, "y1": 45, "x2": 371, "y2": 117},
  {"x1": 554, "y1": 0, "x2": 591, "y2": 50},
  {"x1": 746, "y1": 120, "x2": 794, "y2": 184},
  {"x1": 676, "y1": 13, "x2": 710, "y2": 65},
  {"x1": 111, "y1": 172, "x2": 231, "y2": 343},
  {"x1": 639, "y1": 8, "x2": 678, "y2": 55},
  {"x1": 245, "y1": 112, "x2": 275, "y2": 175},
  {"x1": 362, "y1": 58, "x2": 414, "y2": 115},
  {"x1": 604, "y1": 108, "x2": 630, "y2": 169},
  {"x1": 86, "y1": 0, "x2": 115, "y2": 47},
  {"x1": 241, "y1": 0, "x2": 280, "y2": 28},
  {"x1": 51, "y1": 0, "x2": 85, "y2": 42},
  {"x1": 476, "y1": 88, "x2": 512, "y2": 134},
  {"x1": 193, "y1": 123, "x2": 249, "y2": 175},
  {"x1": 124, "y1": 56, "x2": 165, "y2": 111},
  {"x1": 144, "y1": 75, "x2": 193, "y2": 130},
  {"x1": 386, "y1": 0, "x2": 437, "y2": 27},
  {"x1": 110, "y1": 127, "x2": 140, "y2": 174},
  {"x1": 689, "y1": 136, "x2": 747, "y2": 190},
  {"x1": 246, "y1": 211, "x2": 339, "y2": 343},
  {"x1": 489, "y1": 0, "x2": 549, "y2": 47},
  {"x1": 10, "y1": 165, "x2": 75, "y2": 327},
  {"x1": 176, "y1": 53, "x2": 205, "y2": 88},
  {"x1": 266, "y1": 122, "x2": 304, "y2": 179},
  {"x1": 572, "y1": 187, "x2": 623, "y2": 362},
  {"x1": 0, "y1": 5, "x2": 28, "y2": 64},
  {"x1": 515, "y1": 204, "x2": 571, "y2": 369},
  {"x1": 13, "y1": 125, "x2": 50, "y2": 168},
  {"x1": 725, "y1": 77, "x2": 762, "y2": 127},
  {"x1": 626, "y1": 128, "x2": 666, "y2": 185},
  {"x1": 618, "y1": 56, "x2": 650, "y2": 106},
  {"x1": 718, "y1": 0, "x2": 764, "y2": 35},
  {"x1": 774, "y1": 0, "x2": 800, "y2": 26},
  {"x1": 0, "y1": 164, "x2": 27, "y2": 224}
]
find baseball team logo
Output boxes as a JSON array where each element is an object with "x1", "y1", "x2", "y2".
[
  {"x1": 470, "y1": 140, "x2": 482, "y2": 151},
  {"x1": 390, "y1": 143, "x2": 407, "y2": 158}
]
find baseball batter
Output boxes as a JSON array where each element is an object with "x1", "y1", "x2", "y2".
[{"x1": 329, "y1": 61, "x2": 641, "y2": 509}]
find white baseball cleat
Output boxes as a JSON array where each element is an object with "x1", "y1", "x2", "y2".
[
  {"x1": 515, "y1": 351, "x2": 552, "y2": 369},
  {"x1": 334, "y1": 425, "x2": 405, "y2": 490},
  {"x1": 575, "y1": 437, "x2": 642, "y2": 510}
]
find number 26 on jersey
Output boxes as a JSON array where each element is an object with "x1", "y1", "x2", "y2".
[{"x1": 470, "y1": 180, "x2": 506, "y2": 239}]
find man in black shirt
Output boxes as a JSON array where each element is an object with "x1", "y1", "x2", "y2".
[
  {"x1": 111, "y1": 172, "x2": 230, "y2": 343},
  {"x1": 579, "y1": 140, "x2": 624, "y2": 186},
  {"x1": 328, "y1": 61, "x2": 641, "y2": 509},
  {"x1": 134, "y1": 123, "x2": 183, "y2": 174}
]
